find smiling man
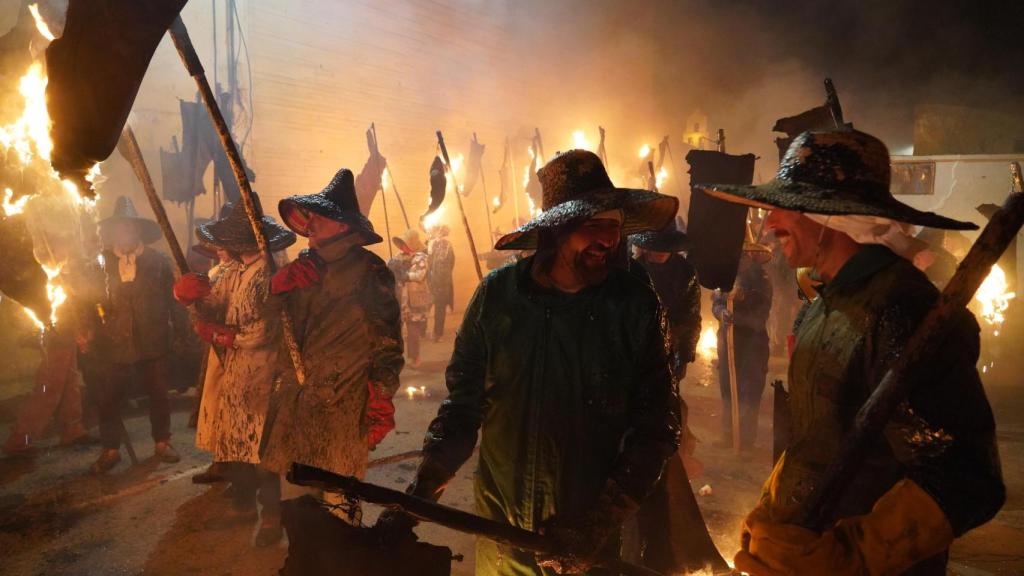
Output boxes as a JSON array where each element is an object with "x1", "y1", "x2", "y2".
[
  {"x1": 703, "y1": 129, "x2": 1004, "y2": 576},
  {"x1": 376, "y1": 150, "x2": 682, "y2": 575}
]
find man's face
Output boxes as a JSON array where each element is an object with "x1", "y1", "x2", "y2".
[
  {"x1": 644, "y1": 250, "x2": 671, "y2": 264},
  {"x1": 764, "y1": 208, "x2": 826, "y2": 268},
  {"x1": 557, "y1": 210, "x2": 622, "y2": 285},
  {"x1": 306, "y1": 213, "x2": 350, "y2": 248},
  {"x1": 111, "y1": 221, "x2": 140, "y2": 249}
]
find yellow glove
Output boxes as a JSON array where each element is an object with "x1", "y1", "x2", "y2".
[{"x1": 734, "y1": 479, "x2": 953, "y2": 576}]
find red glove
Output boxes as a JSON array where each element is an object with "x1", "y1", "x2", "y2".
[
  {"x1": 193, "y1": 320, "x2": 237, "y2": 348},
  {"x1": 271, "y1": 251, "x2": 324, "y2": 295},
  {"x1": 173, "y1": 273, "x2": 211, "y2": 305},
  {"x1": 365, "y1": 381, "x2": 396, "y2": 449}
]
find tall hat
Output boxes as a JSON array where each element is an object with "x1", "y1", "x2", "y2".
[
  {"x1": 278, "y1": 168, "x2": 383, "y2": 246},
  {"x1": 700, "y1": 130, "x2": 977, "y2": 231},
  {"x1": 99, "y1": 196, "x2": 162, "y2": 244},
  {"x1": 494, "y1": 149, "x2": 678, "y2": 250},
  {"x1": 630, "y1": 215, "x2": 690, "y2": 253},
  {"x1": 196, "y1": 194, "x2": 296, "y2": 253},
  {"x1": 392, "y1": 228, "x2": 425, "y2": 254}
]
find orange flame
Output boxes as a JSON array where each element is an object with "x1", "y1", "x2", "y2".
[
  {"x1": 975, "y1": 264, "x2": 1015, "y2": 334},
  {"x1": 28, "y1": 4, "x2": 56, "y2": 42}
]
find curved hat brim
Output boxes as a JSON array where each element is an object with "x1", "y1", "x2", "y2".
[
  {"x1": 99, "y1": 215, "x2": 163, "y2": 245},
  {"x1": 700, "y1": 179, "x2": 978, "y2": 231},
  {"x1": 629, "y1": 229, "x2": 690, "y2": 253},
  {"x1": 279, "y1": 195, "x2": 383, "y2": 246},
  {"x1": 494, "y1": 188, "x2": 678, "y2": 251},
  {"x1": 196, "y1": 216, "x2": 297, "y2": 253}
]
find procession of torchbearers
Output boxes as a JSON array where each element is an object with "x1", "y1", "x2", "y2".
[{"x1": 2, "y1": 128, "x2": 1009, "y2": 575}]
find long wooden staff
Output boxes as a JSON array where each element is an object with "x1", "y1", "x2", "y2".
[
  {"x1": 797, "y1": 163, "x2": 1024, "y2": 531},
  {"x1": 436, "y1": 131, "x2": 483, "y2": 281},
  {"x1": 168, "y1": 17, "x2": 306, "y2": 385},
  {"x1": 474, "y1": 133, "x2": 494, "y2": 248},
  {"x1": 371, "y1": 123, "x2": 411, "y2": 229}
]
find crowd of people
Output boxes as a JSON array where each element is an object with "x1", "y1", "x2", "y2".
[{"x1": 1, "y1": 128, "x2": 1006, "y2": 575}]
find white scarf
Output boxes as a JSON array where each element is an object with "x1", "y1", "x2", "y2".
[
  {"x1": 805, "y1": 214, "x2": 922, "y2": 260},
  {"x1": 114, "y1": 244, "x2": 144, "y2": 283}
]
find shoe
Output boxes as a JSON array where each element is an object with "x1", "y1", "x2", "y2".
[
  {"x1": 192, "y1": 462, "x2": 227, "y2": 484},
  {"x1": 254, "y1": 518, "x2": 284, "y2": 547},
  {"x1": 154, "y1": 441, "x2": 181, "y2": 463},
  {"x1": 90, "y1": 449, "x2": 122, "y2": 475}
]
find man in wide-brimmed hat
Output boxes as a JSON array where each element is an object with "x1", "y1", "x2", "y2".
[
  {"x1": 260, "y1": 168, "x2": 403, "y2": 523},
  {"x1": 376, "y1": 149, "x2": 682, "y2": 574},
  {"x1": 91, "y1": 196, "x2": 180, "y2": 474},
  {"x1": 425, "y1": 224, "x2": 455, "y2": 341},
  {"x1": 172, "y1": 195, "x2": 296, "y2": 546},
  {"x1": 700, "y1": 129, "x2": 1004, "y2": 576},
  {"x1": 711, "y1": 224, "x2": 774, "y2": 452}
]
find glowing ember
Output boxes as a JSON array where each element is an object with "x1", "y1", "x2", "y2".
[
  {"x1": 492, "y1": 196, "x2": 500, "y2": 207},
  {"x1": 381, "y1": 167, "x2": 390, "y2": 192},
  {"x1": 28, "y1": 4, "x2": 56, "y2": 41},
  {"x1": 696, "y1": 326, "x2": 717, "y2": 359},
  {"x1": 974, "y1": 264, "x2": 1015, "y2": 330},
  {"x1": 2, "y1": 188, "x2": 30, "y2": 216},
  {"x1": 404, "y1": 385, "x2": 427, "y2": 400},
  {"x1": 572, "y1": 129, "x2": 591, "y2": 151},
  {"x1": 637, "y1": 143, "x2": 651, "y2": 159},
  {"x1": 655, "y1": 166, "x2": 668, "y2": 189}
]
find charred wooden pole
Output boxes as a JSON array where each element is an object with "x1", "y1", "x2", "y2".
[
  {"x1": 508, "y1": 136, "x2": 521, "y2": 227},
  {"x1": 797, "y1": 163, "x2": 1024, "y2": 531},
  {"x1": 436, "y1": 131, "x2": 483, "y2": 281},
  {"x1": 371, "y1": 123, "x2": 411, "y2": 229},
  {"x1": 168, "y1": 17, "x2": 306, "y2": 385},
  {"x1": 289, "y1": 464, "x2": 664, "y2": 576},
  {"x1": 474, "y1": 133, "x2": 495, "y2": 247}
]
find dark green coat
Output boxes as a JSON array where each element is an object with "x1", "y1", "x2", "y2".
[
  {"x1": 777, "y1": 245, "x2": 1004, "y2": 574},
  {"x1": 422, "y1": 256, "x2": 681, "y2": 575},
  {"x1": 101, "y1": 247, "x2": 174, "y2": 365}
]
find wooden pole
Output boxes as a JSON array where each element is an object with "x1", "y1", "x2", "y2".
[
  {"x1": 796, "y1": 165, "x2": 1024, "y2": 532},
  {"x1": 288, "y1": 464, "x2": 664, "y2": 576},
  {"x1": 436, "y1": 131, "x2": 483, "y2": 281},
  {"x1": 509, "y1": 137, "x2": 521, "y2": 228},
  {"x1": 371, "y1": 123, "x2": 411, "y2": 229},
  {"x1": 475, "y1": 133, "x2": 495, "y2": 248},
  {"x1": 726, "y1": 291, "x2": 741, "y2": 454},
  {"x1": 168, "y1": 17, "x2": 306, "y2": 385}
]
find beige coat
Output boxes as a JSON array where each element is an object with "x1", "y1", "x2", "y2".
[{"x1": 194, "y1": 258, "x2": 279, "y2": 463}]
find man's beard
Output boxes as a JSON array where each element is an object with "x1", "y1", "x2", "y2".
[{"x1": 572, "y1": 245, "x2": 613, "y2": 287}]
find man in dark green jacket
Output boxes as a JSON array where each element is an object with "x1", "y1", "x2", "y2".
[
  {"x1": 703, "y1": 129, "x2": 1004, "y2": 576},
  {"x1": 379, "y1": 150, "x2": 682, "y2": 575}
]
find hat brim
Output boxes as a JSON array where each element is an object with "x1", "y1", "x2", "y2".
[
  {"x1": 700, "y1": 179, "x2": 978, "y2": 231},
  {"x1": 196, "y1": 216, "x2": 297, "y2": 253},
  {"x1": 99, "y1": 216, "x2": 163, "y2": 245},
  {"x1": 630, "y1": 229, "x2": 690, "y2": 253},
  {"x1": 279, "y1": 195, "x2": 383, "y2": 246},
  {"x1": 494, "y1": 188, "x2": 678, "y2": 251}
]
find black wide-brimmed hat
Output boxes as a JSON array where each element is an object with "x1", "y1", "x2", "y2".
[
  {"x1": 196, "y1": 194, "x2": 296, "y2": 253},
  {"x1": 630, "y1": 216, "x2": 690, "y2": 253},
  {"x1": 99, "y1": 196, "x2": 162, "y2": 244},
  {"x1": 699, "y1": 130, "x2": 977, "y2": 231},
  {"x1": 495, "y1": 149, "x2": 678, "y2": 250},
  {"x1": 278, "y1": 168, "x2": 383, "y2": 246}
]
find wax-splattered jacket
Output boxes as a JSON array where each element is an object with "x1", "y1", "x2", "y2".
[
  {"x1": 637, "y1": 254, "x2": 702, "y2": 371},
  {"x1": 260, "y1": 235, "x2": 404, "y2": 477},
  {"x1": 772, "y1": 244, "x2": 1004, "y2": 574},
  {"x1": 422, "y1": 256, "x2": 680, "y2": 575}
]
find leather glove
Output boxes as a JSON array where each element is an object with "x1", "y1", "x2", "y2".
[
  {"x1": 271, "y1": 250, "x2": 324, "y2": 294},
  {"x1": 173, "y1": 273, "x2": 211, "y2": 305},
  {"x1": 734, "y1": 479, "x2": 954, "y2": 576},
  {"x1": 536, "y1": 479, "x2": 639, "y2": 574},
  {"x1": 365, "y1": 381, "x2": 396, "y2": 449},
  {"x1": 193, "y1": 320, "x2": 237, "y2": 349},
  {"x1": 373, "y1": 507, "x2": 419, "y2": 546}
]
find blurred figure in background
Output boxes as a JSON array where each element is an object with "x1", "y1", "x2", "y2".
[{"x1": 426, "y1": 224, "x2": 455, "y2": 341}]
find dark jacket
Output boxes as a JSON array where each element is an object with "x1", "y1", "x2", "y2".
[
  {"x1": 638, "y1": 254, "x2": 701, "y2": 368},
  {"x1": 101, "y1": 247, "x2": 174, "y2": 364},
  {"x1": 261, "y1": 235, "x2": 404, "y2": 477},
  {"x1": 421, "y1": 256, "x2": 680, "y2": 574},
  {"x1": 776, "y1": 245, "x2": 1004, "y2": 574}
]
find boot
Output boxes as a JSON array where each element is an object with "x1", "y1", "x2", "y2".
[
  {"x1": 154, "y1": 441, "x2": 180, "y2": 463},
  {"x1": 192, "y1": 462, "x2": 227, "y2": 484},
  {"x1": 90, "y1": 449, "x2": 122, "y2": 475}
]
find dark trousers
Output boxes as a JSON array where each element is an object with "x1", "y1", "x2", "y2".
[
  {"x1": 97, "y1": 356, "x2": 171, "y2": 450},
  {"x1": 226, "y1": 462, "x2": 281, "y2": 517},
  {"x1": 717, "y1": 328, "x2": 770, "y2": 448},
  {"x1": 406, "y1": 320, "x2": 427, "y2": 362},
  {"x1": 432, "y1": 299, "x2": 447, "y2": 339}
]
